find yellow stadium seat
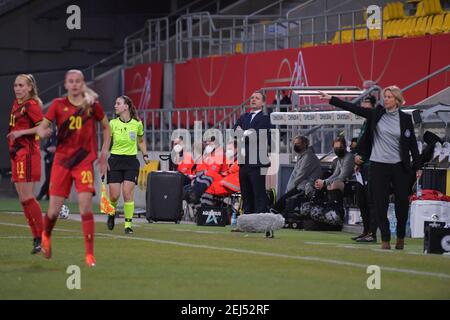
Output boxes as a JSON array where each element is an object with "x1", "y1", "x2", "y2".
[
  {"x1": 416, "y1": 1, "x2": 425, "y2": 17},
  {"x1": 385, "y1": 20, "x2": 401, "y2": 38},
  {"x1": 409, "y1": 16, "x2": 422, "y2": 36},
  {"x1": 433, "y1": 0, "x2": 444, "y2": 14},
  {"x1": 383, "y1": 4, "x2": 391, "y2": 21},
  {"x1": 341, "y1": 29, "x2": 353, "y2": 43},
  {"x1": 383, "y1": 20, "x2": 392, "y2": 38},
  {"x1": 443, "y1": 12, "x2": 450, "y2": 32},
  {"x1": 331, "y1": 31, "x2": 340, "y2": 44},
  {"x1": 235, "y1": 42, "x2": 243, "y2": 54},
  {"x1": 418, "y1": 16, "x2": 430, "y2": 35},
  {"x1": 398, "y1": 2, "x2": 405, "y2": 18},
  {"x1": 423, "y1": 0, "x2": 431, "y2": 16},
  {"x1": 137, "y1": 160, "x2": 160, "y2": 191},
  {"x1": 400, "y1": 17, "x2": 415, "y2": 36},
  {"x1": 355, "y1": 25, "x2": 367, "y2": 41},
  {"x1": 430, "y1": 13, "x2": 444, "y2": 33},
  {"x1": 398, "y1": 18, "x2": 409, "y2": 37},
  {"x1": 424, "y1": 14, "x2": 433, "y2": 34},
  {"x1": 369, "y1": 28, "x2": 382, "y2": 40}
]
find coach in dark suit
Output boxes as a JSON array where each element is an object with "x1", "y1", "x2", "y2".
[
  {"x1": 320, "y1": 86, "x2": 421, "y2": 250},
  {"x1": 233, "y1": 90, "x2": 274, "y2": 214}
]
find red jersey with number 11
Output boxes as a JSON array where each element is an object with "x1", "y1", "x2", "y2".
[
  {"x1": 8, "y1": 98, "x2": 43, "y2": 160},
  {"x1": 45, "y1": 97, "x2": 105, "y2": 169}
]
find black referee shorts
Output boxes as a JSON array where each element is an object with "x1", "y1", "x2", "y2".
[{"x1": 107, "y1": 154, "x2": 140, "y2": 184}]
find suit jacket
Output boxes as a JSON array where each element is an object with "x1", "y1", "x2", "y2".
[
  {"x1": 330, "y1": 96, "x2": 420, "y2": 172},
  {"x1": 233, "y1": 110, "x2": 274, "y2": 167}
]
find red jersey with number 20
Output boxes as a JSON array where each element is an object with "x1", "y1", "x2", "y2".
[{"x1": 45, "y1": 97, "x2": 105, "y2": 169}]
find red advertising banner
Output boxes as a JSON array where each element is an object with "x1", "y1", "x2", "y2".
[
  {"x1": 175, "y1": 34, "x2": 450, "y2": 109},
  {"x1": 124, "y1": 63, "x2": 163, "y2": 109},
  {"x1": 428, "y1": 33, "x2": 450, "y2": 101}
]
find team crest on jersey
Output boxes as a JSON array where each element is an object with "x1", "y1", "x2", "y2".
[
  {"x1": 63, "y1": 107, "x2": 69, "y2": 112},
  {"x1": 20, "y1": 107, "x2": 26, "y2": 114}
]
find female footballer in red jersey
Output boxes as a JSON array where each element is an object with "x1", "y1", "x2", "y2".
[
  {"x1": 36, "y1": 70, "x2": 111, "y2": 267},
  {"x1": 6, "y1": 74, "x2": 44, "y2": 254}
]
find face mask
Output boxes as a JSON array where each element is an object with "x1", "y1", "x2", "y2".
[
  {"x1": 293, "y1": 144, "x2": 304, "y2": 153},
  {"x1": 204, "y1": 145, "x2": 214, "y2": 155},
  {"x1": 334, "y1": 148, "x2": 345, "y2": 158},
  {"x1": 173, "y1": 144, "x2": 183, "y2": 153},
  {"x1": 226, "y1": 149, "x2": 235, "y2": 159}
]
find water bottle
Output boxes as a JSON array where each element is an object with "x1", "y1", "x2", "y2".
[
  {"x1": 416, "y1": 180, "x2": 422, "y2": 200},
  {"x1": 231, "y1": 209, "x2": 237, "y2": 227},
  {"x1": 388, "y1": 203, "x2": 397, "y2": 237}
]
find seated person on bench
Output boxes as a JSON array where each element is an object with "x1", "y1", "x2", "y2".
[
  {"x1": 272, "y1": 135, "x2": 322, "y2": 213},
  {"x1": 185, "y1": 136, "x2": 228, "y2": 204},
  {"x1": 314, "y1": 136, "x2": 355, "y2": 205},
  {"x1": 201, "y1": 141, "x2": 240, "y2": 206},
  {"x1": 172, "y1": 136, "x2": 196, "y2": 186}
]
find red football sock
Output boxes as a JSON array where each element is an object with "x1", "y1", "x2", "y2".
[
  {"x1": 81, "y1": 213, "x2": 95, "y2": 256},
  {"x1": 43, "y1": 214, "x2": 57, "y2": 237},
  {"x1": 21, "y1": 199, "x2": 38, "y2": 238},
  {"x1": 22, "y1": 198, "x2": 43, "y2": 237}
]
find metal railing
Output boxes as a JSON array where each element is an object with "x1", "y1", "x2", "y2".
[
  {"x1": 173, "y1": 8, "x2": 383, "y2": 61},
  {"x1": 175, "y1": 12, "x2": 281, "y2": 60},
  {"x1": 108, "y1": 105, "x2": 246, "y2": 152},
  {"x1": 123, "y1": 17, "x2": 170, "y2": 66}
]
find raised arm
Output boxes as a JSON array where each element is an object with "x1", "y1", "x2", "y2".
[{"x1": 318, "y1": 91, "x2": 372, "y2": 119}]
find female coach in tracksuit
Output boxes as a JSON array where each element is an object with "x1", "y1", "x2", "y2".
[{"x1": 320, "y1": 86, "x2": 421, "y2": 250}]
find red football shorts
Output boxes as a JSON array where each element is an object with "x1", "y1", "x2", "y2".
[
  {"x1": 49, "y1": 162, "x2": 95, "y2": 198},
  {"x1": 11, "y1": 153, "x2": 41, "y2": 183}
]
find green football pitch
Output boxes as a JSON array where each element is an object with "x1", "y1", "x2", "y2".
[{"x1": 0, "y1": 203, "x2": 449, "y2": 300}]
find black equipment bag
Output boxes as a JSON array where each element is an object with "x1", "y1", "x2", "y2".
[{"x1": 146, "y1": 171, "x2": 184, "y2": 223}]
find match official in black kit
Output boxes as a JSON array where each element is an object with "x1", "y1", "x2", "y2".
[{"x1": 233, "y1": 90, "x2": 274, "y2": 214}]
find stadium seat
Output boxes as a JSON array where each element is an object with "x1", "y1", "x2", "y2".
[
  {"x1": 424, "y1": 14, "x2": 434, "y2": 34},
  {"x1": 411, "y1": 16, "x2": 426, "y2": 36},
  {"x1": 397, "y1": 1, "x2": 405, "y2": 19},
  {"x1": 235, "y1": 41, "x2": 242, "y2": 54},
  {"x1": 444, "y1": 12, "x2": 450, "y2": 32},
  {"x1": 383, "y1": 4, "x2": 391, "y2": 21},
  {"x1": 430, "y1": 13, "x2": 445, "y2": 33},
  {"x1": 400, "y1": 17, "x2": 416, "y2": 37},
  {"x1": 301, "y1": 42, "x2": 314, "y2": 48},
  {"x1": 423, "y1": 0, "x2": 432, "y2": 16},
  {"x1": 416, "y1": 1, "x2": 425, "y2": 17},
  {"x1": 432, "y1": 0, "x2": 444, "y2": 14},
  {"x1": 355, "y1": 25, "x2": 367, "y2": 41},
  {"x1": 369, "y1": 28, "x2": 382, "y2": 40},
  {"x1": 405, "y1": 16, "x2": 419, "y2": 36}
]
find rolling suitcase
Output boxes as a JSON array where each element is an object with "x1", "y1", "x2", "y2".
[{"x1": 146, "y1": 171, "x2": 184, "y2": 223}]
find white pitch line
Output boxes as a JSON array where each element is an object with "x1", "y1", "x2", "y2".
[
  {"x1": 0, "y1": 235, "x2": 108, "y2": 239},
  {"x1": 1, "y1": 221, "x2": 450, "y2": 280}
]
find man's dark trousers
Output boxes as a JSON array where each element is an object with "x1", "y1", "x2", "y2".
[{"x1": 239, "y1": 165, "x2": 268, "y2": 214}]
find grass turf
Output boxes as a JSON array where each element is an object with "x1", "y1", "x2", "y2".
[{"x1": 0, "y1": 211, "x2": 449, "y2": 300}]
